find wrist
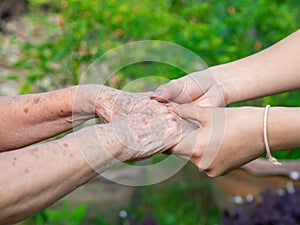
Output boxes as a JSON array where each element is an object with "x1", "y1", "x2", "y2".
[
  {"x1": 209, "y1": 65, "x2": 238, "y2": 105},
  {"x1": 73, "y1": 124, "x2": 124, "y2": 173},
  {"x1": 225, "y1": 107, "x2": 266, "y2": 159},
  {"x1": 210, "y1": 59, "x2": 260, "y2": 105},
  {"x1": 240, "y1": 107, "x2": 266, "y2": 153},
  {"x1": 267, "y1": 107, "x2": 286, "y2": 151},
  {"x1": 268, "y1": 107, "x2": 300, "y2": 152},
  {"x1": 71, "y1": 85, "x2": 104, "y2": 121}
]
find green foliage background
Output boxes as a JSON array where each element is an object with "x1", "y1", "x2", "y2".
[
  {"x1": 8, "y1": 0, "x2": 300, "y2": 224},
  {"x1": 18, "y1": 0, "x2": 300, "y2": 159},
  {"x1": 19, "y1": 0, "x2": 300, "y2": 89}
]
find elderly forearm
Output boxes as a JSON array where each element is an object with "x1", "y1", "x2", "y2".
[
  {"x1": 0, "y1": 124, "x2": 120, "y2": 225},
  {"x1": 0, "y1": 94, "x2": 196, "y2": 224},
  {"x1": 0, "y1": 85, "x2": 98, "y2": 151},
  {"x1": 213, "y1": 29, "x2": 300, "y2": 104}
]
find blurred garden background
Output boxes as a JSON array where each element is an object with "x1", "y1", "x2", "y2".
[{"x1": 0, "y1": 0, "x2": 300, "y2": 224}]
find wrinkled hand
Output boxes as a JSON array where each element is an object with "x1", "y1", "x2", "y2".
[
  {"x1": 152, "y1": 69, "x2": 226, "y2": 107},
  {"x1": 97, "y1": 101, "x2": 197, "y2": 163},
  {"x1": 170, "y1": 104, "x2": 265, "y2": 177},
  {"x1": 75, "y1": 85, "x2": 198, "y2": 172},
  {"x1": 94, "y1": 85, "x2": 157, "y2": 123}
]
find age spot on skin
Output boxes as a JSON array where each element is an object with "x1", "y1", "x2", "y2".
[
  {"x1": 63, "y1": 143, "x2": 69, "y2": 147},
  {"x1": 24, "y1": 168, "x2": 29, "y2": 174},
  {"x1": 31, "y1": 148, "x2": 39, "y2": 158},
  {"x1": 34, "y1": 97, "x2": 41, "y2": 104},
  {"x1": 12, "y1": 157, "x2": 17, "y2": 166},
  {"x1": 23, "y1": 107, "x2": 29, "y2": 113}
]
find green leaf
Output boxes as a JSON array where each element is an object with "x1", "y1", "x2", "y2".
[
  {"x1": 43, "y1": 208, "x2": 61, "y2": 222},
  {"x1": 70, "y1": 205, "x2": 88, "y2": 225},
  {"x1": 19, "y1": 83, "x2": 33, "y2": 94},
  {"x1": 5, "y1": 74, "x2": 19, "y2": 81}
]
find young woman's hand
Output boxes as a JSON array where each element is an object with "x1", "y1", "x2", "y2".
[
  {"x1": 170, "y1": 105, "x2": 266, "y2": 177},
  {"x1": 151, "y1": 68, "x2": 227, "y2": 107}
]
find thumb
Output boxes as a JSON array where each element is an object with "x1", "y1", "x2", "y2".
[
  {"x1": 151, "y1": 80, "x2": 182, "y2": 102},
  {"x1": 175, "y1": 104, "x2": 212, "y2": 122}
]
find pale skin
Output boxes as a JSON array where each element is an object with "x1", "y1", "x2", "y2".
[
  {"x1": 154, "y1": 29, "x2": 300, "y2": 176},
  {"x1": 0, "y1": 84, "x2": 157, "y2": 151},
  {"x1": 2, "y1": 28, "x2": 300, "y2": 223},
  {"x1": 0, "y1": 85, "x2": 194, "y2": 225},
  {"x1": 172, "y1": 105, "x2": 300, "y2": 177}
]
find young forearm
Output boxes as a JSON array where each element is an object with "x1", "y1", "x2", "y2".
[
  {"x1": 0, "y1": 85, "x2": 97, "y2": 151},
  {"x1": 268, "y1": 107, "x2": 300, "y2": 152},
  {"x1": 213, "y1": 29, "x2": 300, "y2": 104},
  {"x1": 172, "y1": 105, "x2": 300, "y2": 177},
  {"x1": 0, "y1": 124, "x2": 120, "y2": 225}
]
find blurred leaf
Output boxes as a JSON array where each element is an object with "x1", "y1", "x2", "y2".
[
  {"x1": 70, "y1": 205, "x2": 87, "y2": 225},
  {"x1": 19, "y1": 83, "x2": 33, "y2": 94},
  {"x1": 5, "y1": 74, "x2": 19, "y2": 81}
]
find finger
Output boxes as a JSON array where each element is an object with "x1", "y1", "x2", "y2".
[
  {"x1": 151, "y1": 80, "x2": 182, "y2": 102},
  {"x1": 175, "y1": 104, "x2": 212, "y2": 122},
  {"x1": 171, "y1": 129, "x2": 204, "y2": 163},
  {"x1": 150, "y1": 95, "x2": 168, "y2": 103}
]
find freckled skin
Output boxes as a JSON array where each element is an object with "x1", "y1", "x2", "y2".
[
  {"x1": 0, "y1": 86, "x2": 95, "y2": 151},
  {"x1": 0, "y1": 84, "x2": 196, "y2": 224},
  {"x1": 0, "y1": 85, "x2": 183, "y2": 152},
  {"x1": 94, "y1": 86, "x2": 173, "y2": 124},
  {"x1": 33, "y1": 97, "x2": 40, "y2": 104},
  {"x1": 23, "y1": 108, "x2": 29, "y2": 113},
  {"x1": 1, "y1": 117, "x2": 189, "y2": 224}
]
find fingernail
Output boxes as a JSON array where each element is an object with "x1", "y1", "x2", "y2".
[{"x1": 150, "y1": 92, "x2": 167, "y2": 103}]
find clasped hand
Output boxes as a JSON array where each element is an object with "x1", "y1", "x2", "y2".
[
  {"x1": 88, "y1": 85, "x2": 197, "y2": 164},
  {"x1": 91, "y1": 67, "x2": 266, "y2": 177}
]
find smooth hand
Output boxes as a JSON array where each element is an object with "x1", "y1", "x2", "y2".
[
  {"x1": 152, "y1": 68, "x2": 226, "y2": 107},
  {"x1": 171, "y1": 105, "x2": 266, "y2": 177}
]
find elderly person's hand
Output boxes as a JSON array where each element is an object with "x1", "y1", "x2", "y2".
[
  {"x1": 89, "y1": 100, "x2": 196, "y2": 168},
  {"x1": 96, "y1": 87, "x2": 156, "y2": 123},
  {"x1": 74, "y1": 84, "x2": 163, "y2": 122},
  {"x1": 0, "y1": 96, "x2": 196, "y2": 225}
]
